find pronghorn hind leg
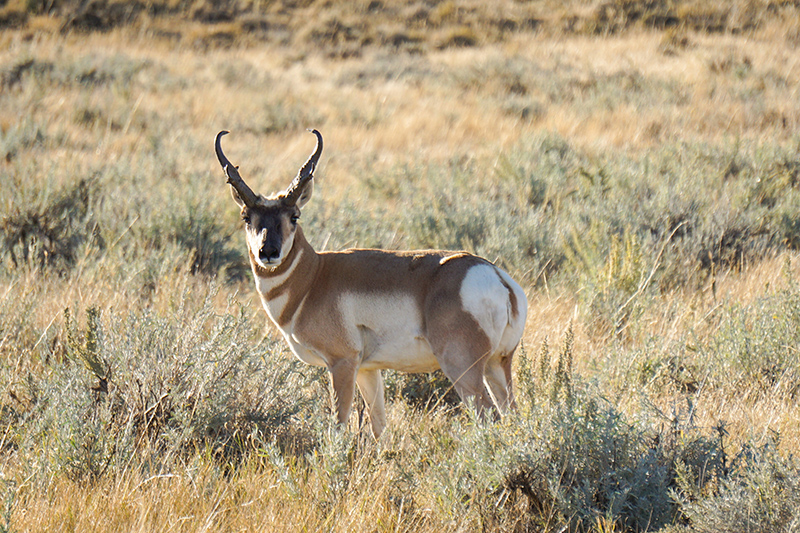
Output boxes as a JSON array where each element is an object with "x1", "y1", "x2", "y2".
[
  {"x1": 356, "y1": 369, "x2": 387, "y2": 438},
  {"x1": 436, "y1": 343, "x2": 495, "y2": 417},
  {"x1": 484, "y1": 354, "x2": 515, "y2": 413},
  {"x1": 502, "y1": 350, "x2": 517, "y2": 410},
  {"x1": 328, "y1": 359, "x2": 358, "y2": 429}
]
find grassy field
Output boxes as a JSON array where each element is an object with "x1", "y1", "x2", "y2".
[{"x1": 2, "y1": 1, "x2": 800, "y2": 531}]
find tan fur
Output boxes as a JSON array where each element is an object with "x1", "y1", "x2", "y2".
[
  {"x1": 218, "y1": 130, "x2": 527, "y2": 437},
  {"x1": 248, "y1": 224, "x2": 524, "y2": 436}
]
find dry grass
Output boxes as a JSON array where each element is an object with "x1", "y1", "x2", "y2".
[{"x1": 3, "y1": 1, "x2": 800, "y2": 531}]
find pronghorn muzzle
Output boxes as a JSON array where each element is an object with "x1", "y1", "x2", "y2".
[{"x1": 255, "y1": 219, "x2": 285, "y2": 264}]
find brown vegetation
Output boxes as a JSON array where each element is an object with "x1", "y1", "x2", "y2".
[{"x1": 2, "y1": 0, "x2": 800, "y2": 530}]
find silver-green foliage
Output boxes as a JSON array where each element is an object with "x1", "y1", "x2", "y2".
[
  {"x1": 20, "y1": 288, "x2": 324, "y2": 482},
  {"x1": 706, "y1": 270, "x2": 800, "y2": 398},
  {"x1": 678, "y1": 439, "x2": 800, "y2": 533}
]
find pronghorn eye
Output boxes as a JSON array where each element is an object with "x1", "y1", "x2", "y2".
[
  {"x1": 290, "y1": 214, "x2": 300, "y2": 225},
  {"x1": 242, "y1": 215, "x2": 251, "y2": 225}
]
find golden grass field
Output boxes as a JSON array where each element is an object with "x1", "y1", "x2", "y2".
[{"x1": 2, "y1": 1, "x2": 800, "y2": 531}]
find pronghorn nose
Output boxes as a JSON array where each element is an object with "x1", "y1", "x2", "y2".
[{"x1": 260, "y1": 244, "x2": 280, "y2": 262}]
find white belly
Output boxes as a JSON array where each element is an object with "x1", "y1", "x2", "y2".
[
  {"x1": 341, "y1": 292, "x2": 439, "y2": 373},
  {"x1": 359, "y1": 333, "x2": 439, "y2": 372}
]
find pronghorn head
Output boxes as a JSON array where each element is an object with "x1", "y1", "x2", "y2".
[{"x1": 215, "y1": 129, "x2": 323, "y2": 269}]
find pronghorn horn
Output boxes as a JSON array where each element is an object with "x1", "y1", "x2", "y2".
[
  {"x1": 215, "y1": 131, "x2": 260, "y2": 208},
  {"x1": 284, "y1": 129, "x2": 323, "y2": 207}
]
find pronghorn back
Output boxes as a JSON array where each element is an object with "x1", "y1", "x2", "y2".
[{"x1": 215, "y1": 129, "x2": 528, "y2": 437}]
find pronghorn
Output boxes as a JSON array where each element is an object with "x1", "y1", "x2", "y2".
[{"x1": 215, "y1": 129, "x2": 527, "y2": 437}]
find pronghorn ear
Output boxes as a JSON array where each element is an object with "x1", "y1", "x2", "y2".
[
  {"x1": 294, "y1": 179, "x2": 313, "y2": 209},
  {"x1": 230, "y1": 184, "x2": 247, "y2": 208}
]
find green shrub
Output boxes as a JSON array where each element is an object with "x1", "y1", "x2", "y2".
[
  {"x1": 698, "y1": 265, "x2": 800, "y2": 398},
  {"x1": 412, "y1": 382, "x2": 724, "y2": 532},
  {"x1": 383, "y1": 370, "x2": 461, "y2": 411},
  {"x1": 679, "y1": 439, "x2": 800, "y2": 533},
  {"x1": 21, "y1": 288, "x2": 326, "y2": 481},
  {"x1": 0, "y1": 177, "x2": 103, "y2": 273},
  {"x1": 138, "y1": 197, "x2": 248, "y2": 281}
]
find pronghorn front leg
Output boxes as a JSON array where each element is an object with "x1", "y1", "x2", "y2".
[
  {"x1": 356, "y1": 369, "x2": 386, "y2": 438},
  {"x1": 328, "y1": 359, "x2": 358, "y2": 428}
]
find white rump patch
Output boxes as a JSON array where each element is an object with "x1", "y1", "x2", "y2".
[
  {"x1": 495, "y1": 267, "x2": 528, "y2": 340},
  {"x1": 459, "y1": 264, "x2": 509, "y2": 349}
]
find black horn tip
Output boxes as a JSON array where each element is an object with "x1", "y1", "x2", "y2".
[
  {"x1": 215, "y1": 130, "x2": 233, "y2": 167},
  {"x1": 307, "y1": 129, "x2": 322, "y2": 152}
]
